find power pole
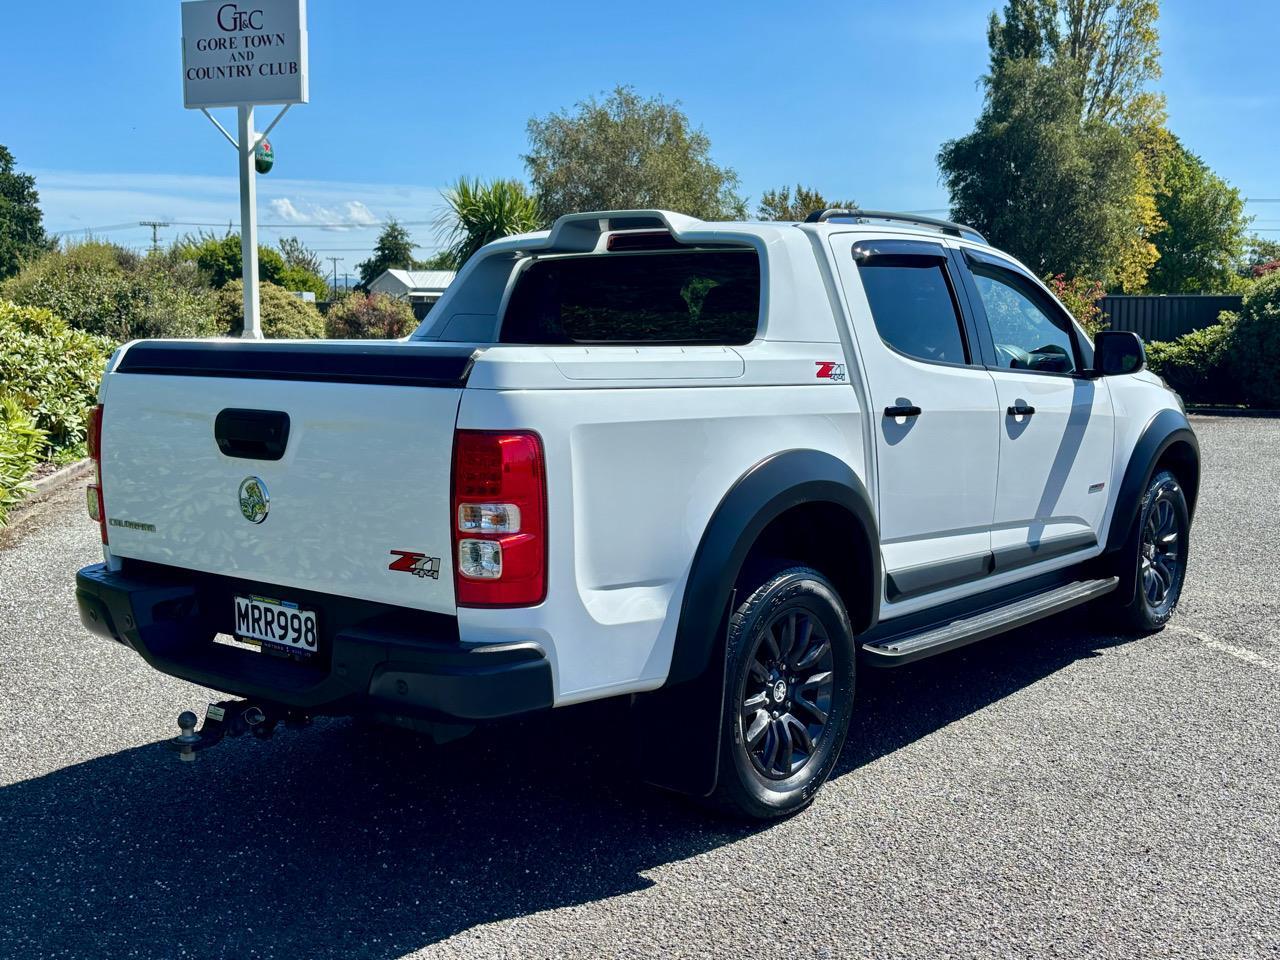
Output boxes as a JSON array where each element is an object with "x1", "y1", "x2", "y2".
[
  {"x1": 140, "y1": 221, "x2": 170, "y2": 252},
  {"x1": 327, "y1": 257, "x2": 341, "y2": 297}
]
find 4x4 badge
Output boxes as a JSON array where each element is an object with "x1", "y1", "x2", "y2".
[{"x1": 389, "y1": 551, "x2": 441, "y2": 580}]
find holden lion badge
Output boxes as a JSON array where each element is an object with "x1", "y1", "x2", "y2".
[{"x1": 238, "y1": 477, "x2": 270, "y2": 524}]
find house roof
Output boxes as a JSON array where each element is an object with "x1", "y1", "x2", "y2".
[{"x1": 377, "y1": 269, "x2": 456, "y2": 292}]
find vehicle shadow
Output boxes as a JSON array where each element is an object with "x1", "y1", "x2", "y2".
[{"x1": 0, "y1": 610, "x2": 1131, "y2": 959}]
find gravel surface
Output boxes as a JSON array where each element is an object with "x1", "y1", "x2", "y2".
[{"x1": 1, "y1": 416, "x2": 1277, "y2": 959}]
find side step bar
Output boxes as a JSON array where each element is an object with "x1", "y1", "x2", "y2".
[{"x1": 862, "y1": 577, "x2": 1118, "y2": 666}]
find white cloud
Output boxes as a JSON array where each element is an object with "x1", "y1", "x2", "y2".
[{"x1": 268, "y1": 197, "x2": 380, "y2": 230}]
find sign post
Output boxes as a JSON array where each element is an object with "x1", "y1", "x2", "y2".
[
  {"x1": 237, "y1": 105, "x2": 260, "y2": 336},
  {"x1": 181, "y1": 0, "x2": 309, "y2": 338}
]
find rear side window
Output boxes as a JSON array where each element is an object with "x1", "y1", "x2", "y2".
[
  {"x1": 500, "y1": 249, "x2": 760, "y2": 344},
  {"x1": 856, "y1": 260, "x2": 969, "y2": 365}
]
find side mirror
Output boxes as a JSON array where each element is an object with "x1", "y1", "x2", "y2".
[{"x1": 1092, "y1": 330, "x2": 1145, "y2": 376}]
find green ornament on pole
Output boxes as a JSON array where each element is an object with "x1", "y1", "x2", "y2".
[{"x1": 255, "y1": 138, "x2": 275, "y2": 174}]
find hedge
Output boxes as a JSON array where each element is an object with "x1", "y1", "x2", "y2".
[
  {"x1": 0, "y1": 241, "x2": 223, "y2": 341},
  {"x1": 0, "y1": 300, "x2": 113, "y2": 454},
  {"x1": 1228, "y1": 270, "x2": 1280, "y2": 407},
  {"x1": 1147, "y1": 272, "x2": 1280, "y2": 407},
  {"x1": 1145, "y1": 317, "x2": 1236, "y2": 405},
  {"x1": 0, "y1": 396, "x2": 45, "y2": 526}
]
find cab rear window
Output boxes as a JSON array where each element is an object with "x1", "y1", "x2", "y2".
[{"x1": 500, "y1": 249, "x2": 760, "y2": 344}]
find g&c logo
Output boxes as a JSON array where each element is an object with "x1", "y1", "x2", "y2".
[{"x1": 217, "y1": 3, "x2": 264, "y2": 31}]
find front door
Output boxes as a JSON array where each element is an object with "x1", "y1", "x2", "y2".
[
  {"x1": 832, "y1": 235, "x2": 1000, "y2": 614},
  {"x1": 960, "y1": 251, "x2": 1114, "y2": 573}
]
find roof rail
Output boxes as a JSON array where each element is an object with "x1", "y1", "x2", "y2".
[{"x1": 804, "y1": 208, "x2": 987, "y2": 245}]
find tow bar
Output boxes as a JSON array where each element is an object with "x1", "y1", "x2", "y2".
[{"x1": 166, "y1": 699, "x2": 310, "y2": 761}]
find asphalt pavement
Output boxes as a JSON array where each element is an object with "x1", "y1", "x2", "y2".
[{"x1": 1, "y1": 415, "x2": 1277, "y2": 959}]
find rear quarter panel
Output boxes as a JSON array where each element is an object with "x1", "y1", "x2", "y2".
[{"x1": 455, "y1": 368, "x2": 865, "y2": 704}]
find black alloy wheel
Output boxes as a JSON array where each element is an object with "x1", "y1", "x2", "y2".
[
  {"x1": 739, "y1": 607, "x2": 835, "y2": 780},
  {"x1": 711, "y1": 566, "x2": 855, "y2": 820},
  {"x1": 1140, "y1": 481, "x2": 1183, "y2": 615},
  {"x1": 1104, "y1": 468, "x2": 1190, "y2": 633}
]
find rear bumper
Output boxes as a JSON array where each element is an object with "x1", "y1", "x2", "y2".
[{"x1": 75, "y1": 562, "x2": 552, "y2": 722}]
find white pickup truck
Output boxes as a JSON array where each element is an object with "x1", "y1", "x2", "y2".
[{"x1": 76, "y1": 208, "x2": 1199, "y2": 818}]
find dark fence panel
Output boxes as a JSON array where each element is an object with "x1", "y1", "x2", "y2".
[{"x1": 1100, "y1": 295, "x2": 1241, "y2": 343}]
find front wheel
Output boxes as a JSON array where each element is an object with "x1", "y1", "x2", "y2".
[
  {"x1": 1106, "y1": 469, "x2": 1190, "y2": 633},
  {"x1": 710, "y1": 566, "x2": 856, "y2": 820}
]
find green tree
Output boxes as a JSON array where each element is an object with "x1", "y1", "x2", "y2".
[
  {"x1": 0, "y1": 146, "x2": 52, "y2": 280},
  {"x1": 356, "y1": 219, "x2": 417, "y2": 289},
  {"x1": 941, "y1": 1, "x2": 1171, "y2": 290},
  {"x1": 438, "y1": 177, "x2": 541, "y2": 267},
  {"x1": 417, "y1": 249, "x2": 458, "y2": 270},
  {"x1": 987, "y1": 0, "x2": 1164, "y2": 127},
  {"x1": 939, "y1": 58, "x2": 1151, "y2": 288},
  {"x1": 179, "y1": 232, "x2": 287, "y2": 288},
  {"x1": 755, "y1": 185, "x2": 855, "y2": 222},
  {"x1": 277, "y1": 263, "x2": 329, "y2": 299},
  {"x1": 525, "y1": 86, "x2": 746, "y2": 223},
  {"x1": 1146, "y1": 138, "x2": 1249, "y2": 293},
  {"x1": 276, "y1": 235, "x2": 323, "y2": 275},
  {"x1": 273, "y1": 236, "x2": 330, "y2": 297}
]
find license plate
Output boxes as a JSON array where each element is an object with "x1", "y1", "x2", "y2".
[{"x1": 233, "y1": 595, "x2": 318, "y2": 656}]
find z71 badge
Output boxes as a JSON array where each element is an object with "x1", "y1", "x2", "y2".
[
  {"x1": 815, "y1": 361, "x2": 846, "y2": 382},
  {"x1": 388, "y1": 551, "x2": 441, "y2": 580}
]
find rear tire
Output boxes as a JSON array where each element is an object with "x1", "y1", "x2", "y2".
[
  {"x1": 709, "y1": 566, "x2": 856, "y2": 820},
  {"x1": 1104, "y1": 469, "x2": 1190, "y2": 633}
]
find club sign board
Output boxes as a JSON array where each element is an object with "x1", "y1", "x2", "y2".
[{"x1": 182, "y1": 0, "x2": 309, "y2": 108}]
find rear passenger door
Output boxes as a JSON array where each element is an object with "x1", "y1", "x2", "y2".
[
  {"x1": 956, "y1": 249, "x2": 1114, "y2": 571},
  {"x1": 831, "y1": 236, "x2": 1001, "y2": 611}
]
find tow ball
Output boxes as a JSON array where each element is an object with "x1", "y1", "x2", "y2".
[{"x1": 166, "y1": 699, "x2": 310, "y2": 761}]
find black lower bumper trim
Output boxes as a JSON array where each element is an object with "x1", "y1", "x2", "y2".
[{"x1": 75, "y1": 562, "x2": 552, "y2": 722}]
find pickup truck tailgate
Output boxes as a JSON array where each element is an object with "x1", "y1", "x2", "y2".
[{"x1": 99, "y1": 340, "x2": 473, "y2": 615}]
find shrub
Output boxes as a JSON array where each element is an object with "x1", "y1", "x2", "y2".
[
  {"x1": 0, "y1": 395, "x2": 46, "y2": 526},
  {"x1": 1045, "y1": 273, "x2": 1108, "y2": 336},
  {"x1": 0, "y1": 300, "x2": 112, "y2": 453},
  {"x1": 1228, "y1": 270, "x2": 1280, "y2": 407},
  {"x1": 1146, "y1": 316, "x2": 1236, "y2": 404},
  {"x1": 215, "y1": 280, "x2": 326, "y2": 339},
  {"x1": 0, "y1": 240, "x2": 222, "y2": 340},
  {"x1": 324, "y1": 292, "x2": 416, "y2": 339}
]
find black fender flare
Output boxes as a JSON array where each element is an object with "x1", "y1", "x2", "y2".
[
  {"x1": 632, "y1": 449, "x2": 879, "y2": 798},
  {"x1": 667, "y1": 448, "x2": 880, "y2": 686},
  {"x1": 1101, "y1": 408, "x2": 1200, "y2": 601}
]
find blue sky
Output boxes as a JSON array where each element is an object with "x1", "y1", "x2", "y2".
[{"x1": 1, "y1": 0, "x2": 1276, "y2": 275}]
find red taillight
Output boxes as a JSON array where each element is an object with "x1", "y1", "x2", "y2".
[
  {"x1": 451, "y1": 430, "x2": 546, "y2": 607},
  {"x1": 87, "y1": 404, "x2": 107, "y2": 544}
]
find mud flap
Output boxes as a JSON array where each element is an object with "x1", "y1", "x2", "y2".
[{"x1": 630, "y1": 593, "x2": 734, "y2": 798}]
